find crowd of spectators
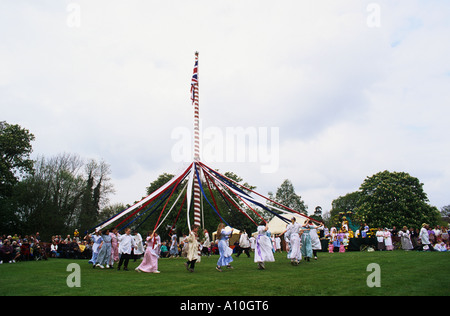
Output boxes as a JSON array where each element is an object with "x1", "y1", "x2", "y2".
[
  {"x1": 392, "y1": 224, "x2": 450, "y2": 251},
  {"x1": 324, "y1": 223, "x2": 449, "y2": 252},
  {"x1": 0, "y1": 230, "x2": 98, "y2": 263},
  {"x1": 0, "y1": 232, "x2": 48, "y2": 264}
]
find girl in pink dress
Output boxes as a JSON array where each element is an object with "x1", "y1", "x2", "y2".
[
  {"x1": 109, "y1": 228, "x2": 119, "y2": 268},
  {"x1": 384, "y1": 228, "x2": 394, "y2": 251},
  {"x1": 328, "y1": 242, "x2": 334, "y2": 253},
  {"x1": 136, "y1": 231, "x2": 160, "y2": 273}
]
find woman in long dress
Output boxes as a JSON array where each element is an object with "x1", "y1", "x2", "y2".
[
  {"x1": 154, "y1": 232, "x2": 161, "y2": 257},
  {"x1": 376, "y1": 227, "x2": 385, "y2": 251},
  {"x1": 185, "y1": 226, "x2": 199, "y2": 272},
  {"x1": 216, "y1": 223, "x2": 234, "y2": 272},
  {"x1": 169, "y1": 233, "x2": 179, "y2": 258},
  {"x1": 95, "y1": 229, "x2": 112, "y2": 269},
  {"x1": 89, "y1": 230, "x2": 103, "y2": 265},
  {"x1": 384, "y1": 228, "x2": 394, "y2": 251},
  {"x1": 284, "y1": 217, "x2": 302, "y2": 265},
  {"x1": 133, "y1": 231, "x2": 144, "y2": 260},
  {"x1": 109, "y1": 228, "x2": 119, "y2": 268},
  {"x1": 136, "y1": 230, "x2": 160, "y2": 273},
  {"x1": 419, "y1": 223, "x2": 435, "y2": 251},
  {"x1": 308, "y1": 220, "x2": 324, "y2": 260},
  {"x1": 399, "y1": 226, "x2": 413, "y2": 250},
  {"x1": 254, "y1": 221, "x2": 275, "y2": 269},
  {"x1": 301, "y1": 221, "x2": 313, "y2": 261}
]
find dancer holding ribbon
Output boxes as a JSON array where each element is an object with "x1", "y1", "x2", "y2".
[
  {"x1": 215, "y1": 223, "x2": 234, "y2": 272},
  {"x1": 254, "y1": 221, "x2": 275, "y2": 270},
  {"x1": 285, "y1": 217, "x2": 302, "y2": 265},
  {"x1": 136, "y1": 230, "x2": 160, "y2": 273}
]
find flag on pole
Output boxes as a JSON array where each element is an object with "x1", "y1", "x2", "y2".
[{"x1": 190, "y1": 52, "x2": 198, "y2": 105}]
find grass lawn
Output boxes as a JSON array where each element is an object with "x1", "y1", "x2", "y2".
[{"x1": 0, "y1": 250, "x2": 449, "y2": 296}]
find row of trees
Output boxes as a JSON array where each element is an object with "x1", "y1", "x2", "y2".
[
  {"x1": 0, "y1": 122, "x2": 113, "y2": 240},
  {"x1": 1, "y1": 121, "x2": 446, "y2": 242}
]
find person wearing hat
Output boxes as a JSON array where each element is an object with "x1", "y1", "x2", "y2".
[{"x1": 419, "y1": 223, "x2": 435, "y2": 251}]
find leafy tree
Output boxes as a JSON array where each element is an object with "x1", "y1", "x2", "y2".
[
  {"x1": 0, "y1": 121, "x2": 35, "y2": 196},
  {"x1": 357, "y1": 170, "x2": 440, "y2": 228},
  {"x1": 329, "y1": 191, "x2": 362, "y2": 227},
  {"x1": 440, "y1": 205, "x2": 450, "y2": 225},
  {"x1": 441, "y1": 205, "x2": 450, "y2": 218},
  {"x1": 78, "y1": 159, "x2": 114, "y2": 233},
  {"x1": 310, "y1": 206, "x2": 324, "y2": 222},
  {"x1": 268, "y1": 179, "x2": 308, "y2": 215},
  {"x1": 0, "y1": 122, "x2": 35, "y2": 233},
  {"x1": 99, "y1": 203, "x2": 127, "y2": 223}
]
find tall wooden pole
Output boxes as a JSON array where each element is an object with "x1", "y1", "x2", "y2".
[{"x1": 192, "y1": 51, "x2": 202, "y2": 228}]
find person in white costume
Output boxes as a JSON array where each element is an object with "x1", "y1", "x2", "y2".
[
  {"x1": 236, "y1": 230, "x2": 251, "y2": 258},
  {"x1": 307, "y1": 220, "x2": 324, "y2": 260},
  {"x1": 249, "y1": 235, "x2": 256, "y2": 251},
  {"x1": 419, "y1": 223, "x2": 435, "y2": 251},
  {"x1": 398, "y1": 226, "x2": 413, "y2": 250},
  {"x1": 133, "y1": 231, "x2": 144, "y2": 260},
  {"x1": 275, "y1": 235, "x2": 282, "y2": 253},
  {"x1": 284, "y1": 217, "x2": 302, "y2": 265},
  {"x1": 254, "y1": 221, "x2": 275, "y2": 269},
  {"x1": 117, "y1": 228, "x2": 137, "y2": 271}
]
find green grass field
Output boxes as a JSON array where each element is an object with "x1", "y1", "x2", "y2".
[{"x1": 1, "y1": 251, "x2": 449, "y2": 296}]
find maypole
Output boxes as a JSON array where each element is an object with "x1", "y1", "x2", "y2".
[
  {"x1": 191, "y1": 51, "x2": 202, "y2": 228},
  {"x1": 89, "y1": 52, "x2": 317, "y2": 239}
]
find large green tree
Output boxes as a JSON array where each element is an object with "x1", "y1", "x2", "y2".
[
  {"x1": 0, "y1": 122, "x2": 35, "y2": 233},
  {"x1": 268, "y1": 179, "x2": 308, "y2": 215},
  {"x1": 0, "y1": 121, "x2": 35, "y2": 197},
  {"x1": 329, "y1": 191, "x2": 362, "y2": 227},
  {"x1": 357, "y1": 170, "x2": 440, "y2": 228}
]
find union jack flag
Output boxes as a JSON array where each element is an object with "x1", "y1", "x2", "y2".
[{"x1": 190, "y1": 54, "x2": 198, "y2": 104}]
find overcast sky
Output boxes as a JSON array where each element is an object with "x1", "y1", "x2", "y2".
[{"x1": 1, "y1": 0, "x2": 449, "y2": 214}]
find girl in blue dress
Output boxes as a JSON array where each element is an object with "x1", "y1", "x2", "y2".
[
  {"x1": 215, "y1": 223, "x2": 234, "y2": 272},
  {"x1": 301, "y1": 221, "x2": 313, "y2": 261}
]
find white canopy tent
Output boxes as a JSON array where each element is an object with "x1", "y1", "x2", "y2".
[
  {"x1": 212, "y1": 226, "x2": 241, "y2": 244},
  {"x1": 267, "y1": 213, "x2": 311, "y2": 235}
]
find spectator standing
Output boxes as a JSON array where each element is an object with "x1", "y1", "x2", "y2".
[
  {"x1": 384, "y1": 228, "x2": 394, "y2": 251},
  {"x1": 399, "y1": 226, "x2": 413, "y2": 250},
  {"x1": 376, "y1": 228, "x2": 385, "y2": 251},
  {"x1": 420, "y1": 223, "x2": 436, "y2": 251}
]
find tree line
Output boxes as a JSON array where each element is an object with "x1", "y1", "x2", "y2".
[{"x1": 0, "y1": 121, "x2": 113, "y2": 240}]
